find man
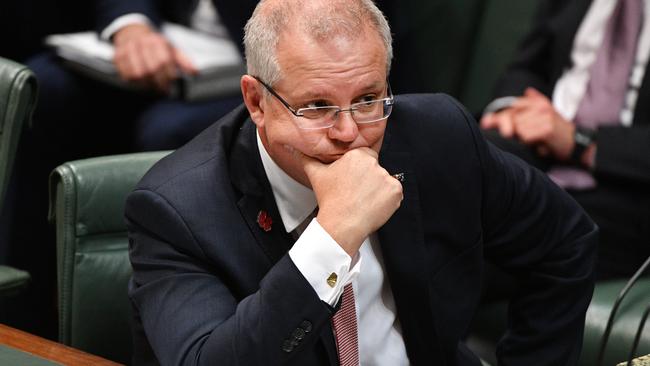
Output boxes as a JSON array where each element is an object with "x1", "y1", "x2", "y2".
[
  {"x1": 126, "y1": 0, "x2": 597, "y2": 365},
  {"x1": 480, "y1": 0, "x2": 650, "y2": 279}
]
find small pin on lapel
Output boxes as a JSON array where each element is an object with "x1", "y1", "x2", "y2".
[
  {"x1": 257, "y1": 210, "x2": 273, "y2": 232},
  {"x1": 391, "y1": 172, "x2": 405, "y2": 182}
]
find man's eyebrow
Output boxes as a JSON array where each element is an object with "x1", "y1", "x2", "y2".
[
  {"x1": 293, "y1": 82, "x2": 385, "y2": 100},
  {"x1": 293, "y1": 90, "x2": 329, "y2": 100}
]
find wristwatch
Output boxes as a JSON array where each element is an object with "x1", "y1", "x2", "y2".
[{"x1": 570, "y1": 127, "x2": 596, "y2": 165}]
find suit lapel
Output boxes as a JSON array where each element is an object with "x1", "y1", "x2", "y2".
[
  {"x1": 228, "y1": 121, "x2": 338, "y2": 365},
  {"x1": 551, "y1": 0, "x2": 593, "y2": 83},
  {"x1": 378, "y1": 143, "x2": 443, "y2": 363},
  {"x1": 634, "y1": 59, "x2": 650, "y2": 126},
  {"x1": 229, "y1": 120, "x2": 294, "y2": 264}
]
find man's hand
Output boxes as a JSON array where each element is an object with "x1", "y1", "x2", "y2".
[
  {"x1": 481, "y1": 88, "x2": 575, "y2": 161},
  {"x1": 299, "y1": 148, "x2": 403, "y2": 256},
  {"x1": 112, "y1": 23, "x2": 197, "y2": 93},
  {"x1": 510, "y1": 88, "x2": 575, "y2": 160},
  {"x1": 480, "y1": 107, "x2": 516, "y2": 138}
]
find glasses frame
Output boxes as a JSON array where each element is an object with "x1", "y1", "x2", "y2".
[{"x1": 252, "y1": 75, "x2": 394, "y2": 130}]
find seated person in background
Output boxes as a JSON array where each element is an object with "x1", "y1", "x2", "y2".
[
  {"x1": 126, "y1": 0, "x2": 597, "y2": 364},
  {"x1": 1, "y1": 0, "x2": 256, "y2": 338},
  {"x1": 44, "y1": 0, "x2": 257, "y2": 151},
  {"x1": 480, "y1": 0, "x2": 650, "y2": 280}
]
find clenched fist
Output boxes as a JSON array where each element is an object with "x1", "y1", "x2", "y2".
[{"x1": 299, "y1": 147, "x2": 403, "y2": 256}]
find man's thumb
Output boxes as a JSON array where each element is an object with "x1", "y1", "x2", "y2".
[{"x1": 285, "y1": 144, "x2": 323, "y2": 177}]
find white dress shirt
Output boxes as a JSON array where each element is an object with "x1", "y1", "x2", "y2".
[
  {"x1": 553, "y1": 0, "x2": 650, "y2": 126},
  {"x1": 256, "y1": 132, "x2": 410, "y2": 365}
]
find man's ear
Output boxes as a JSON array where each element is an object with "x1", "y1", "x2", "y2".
[{"x1": 241, "y1": 75, "x2": 265, "y2": 127}]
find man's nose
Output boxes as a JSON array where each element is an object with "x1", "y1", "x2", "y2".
[{"x1": 327, "y1": 111, "x2": 359, "y2": 142}]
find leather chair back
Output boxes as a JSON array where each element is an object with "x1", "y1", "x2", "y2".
[
  {"x1": 49, "y1": 151, "x2": 170, "y2": 364},
  {"x1": 459, "y1": 0, "x2": 537, "y2": 114},
  {"x1": 0, "y1": 56, "x2": 37, "y2": 209},
  {"x1": 468, "y1": 278, "x2": 650, "y2": 365},
  {"x1": 581, "y1": 279, "x2": 650, "y2": 366},
  {"x1": 0, "y1": 57, "x2": 38, "y2": 293}
]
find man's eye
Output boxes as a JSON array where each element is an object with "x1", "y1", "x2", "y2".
[
  {"x1": 355, "y1": 95, "x2": 378, "y2": 105},
  {"x1": 303, "y1": 100, "x2": 330, "y2": 109}
]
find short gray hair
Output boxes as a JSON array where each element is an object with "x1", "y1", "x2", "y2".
[{"x1": 244, "y1": 0, "x2": 393, "y2": 86}]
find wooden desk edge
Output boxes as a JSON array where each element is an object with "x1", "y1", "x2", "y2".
[{"x1": 0, "y1": 324, "x2": 122, "y2": 366}]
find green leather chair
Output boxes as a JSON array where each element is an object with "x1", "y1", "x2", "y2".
[
  {"x1": 395, "y1": 0, "x2": 536, "y2": 116},
  {"x1": 0, "y1": 56, "x2": 38, "y2": 295},
  {"x1": 468, "y1": 278, "x2": 650, "y2": 365},
  {"x1": 48, "y1": 151, "x2": 170, "y2": 364},
  {"x1": 459, "y1": 0, "x2": 537, "y2": 114}
]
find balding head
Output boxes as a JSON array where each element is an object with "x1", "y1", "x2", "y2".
[{"x1": 244, "y1": 0, "x2": 393, "y2": 86}]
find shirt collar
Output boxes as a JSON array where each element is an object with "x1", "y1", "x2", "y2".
[{"x1": 256, "y1": 130, "x2": 317, "y2": 233}]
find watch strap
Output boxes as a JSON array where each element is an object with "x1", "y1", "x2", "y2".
[{"x1": 570, "y1": 127, "x2": 596, "y2": 165}]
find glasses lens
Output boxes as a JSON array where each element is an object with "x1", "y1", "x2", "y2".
[
  {"x1": 293, "y1": 98, "x2": 394, "y2": 129},
  {"x1": 353, "y1": 98, "x2": 393, "y2": 124},
  {"x1": 293, "y1": 107, "x2": 338, "y2": 129}
]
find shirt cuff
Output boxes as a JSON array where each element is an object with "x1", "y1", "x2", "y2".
[
  {"x1": 100, "y1": 13, "x2": 153, "y2": 42},
  {"x1": 289, "y1": 218, "x2": 361, "y2": 306}
]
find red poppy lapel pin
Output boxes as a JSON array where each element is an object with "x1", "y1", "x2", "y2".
[{"x1": 257, "y1": 210, "x2": 273, "y2": 232}]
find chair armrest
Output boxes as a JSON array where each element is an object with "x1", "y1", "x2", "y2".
[{"x1": 0, "y1": 265, "x2": 30, "y2": 296}]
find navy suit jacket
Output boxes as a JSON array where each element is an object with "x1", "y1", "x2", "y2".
[{"x1": 125, "y1": 94, "x2": 597, "y2": 365}]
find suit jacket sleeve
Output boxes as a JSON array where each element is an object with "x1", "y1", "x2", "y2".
[
  {"x1": 95, "y1": 0, "x2": 162, "y2": 34},
  {"x1": 125, "y1": 189, "x2": 334, "y2": 366},
  {"x1": 453, "y1": 96, "x2": 598, "y2": 365}
]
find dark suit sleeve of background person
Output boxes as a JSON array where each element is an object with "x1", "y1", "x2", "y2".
[
  {"x1": 449, "y1": 95, "x2": 598, "y2": 364},
  {"x1": 491, "y1": 0, "x2": 650, "y2": 185}
]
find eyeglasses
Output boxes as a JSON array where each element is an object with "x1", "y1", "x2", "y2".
[{"x1": 252, "y1": 75, "x2": 395, "y2": 130}]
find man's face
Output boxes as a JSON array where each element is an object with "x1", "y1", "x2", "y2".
[{"x1": 253, "y1": 26, "x2": 389, "y2": 186}]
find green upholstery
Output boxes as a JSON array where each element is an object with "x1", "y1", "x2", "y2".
[
  {"x1": 397, "y1": 0, "x2": 536, "y2": 115},
  {"x1": 0, "y1": 56, "x2": 37, "y2": 209},
  {"x1": 460, "y1": 0, "x2": 537, "y2": 114},
  {"x1": 0, "y1": 56, "x2": 38, "y2": 295},
  {"x1": 582, "y1": 279, "x2": 650, "y2": 366},
  {"x1": 0, "y1": 266, "x2": 30, "y2": 295},
  {"x1": 468, "y1": 279, "x2": 650, "y2": 365},
  {"x1": 48, "y1": 151, "x2": 170, "y2": 364},
  {"x1": 395, "y1": 0, "x2": 484, "y2": 96}
]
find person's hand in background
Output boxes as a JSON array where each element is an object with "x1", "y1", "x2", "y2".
[
  {"x1": 481, "y1": 88, "x2": 576, "y2": 161},
  {"x1": 112, "y1": 23, "x2": 198, "y2": 93}
]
